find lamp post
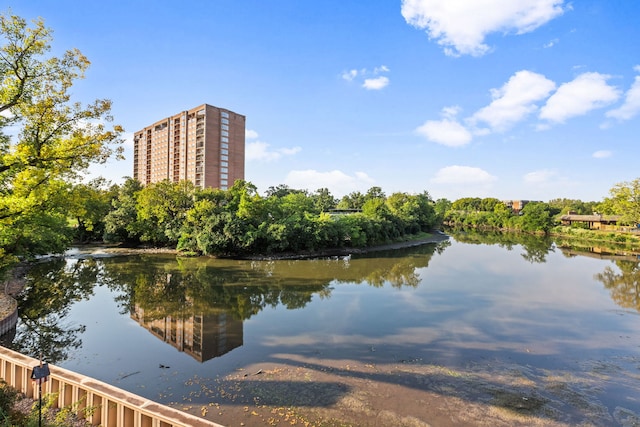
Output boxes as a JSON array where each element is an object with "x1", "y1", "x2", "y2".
[{"x1": 31, "y1": 360, "x2": 50, "y2": 427}]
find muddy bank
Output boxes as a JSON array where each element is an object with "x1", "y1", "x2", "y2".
[{"x1": 175, "y1": 352, "x2": 640, "y2": 427}]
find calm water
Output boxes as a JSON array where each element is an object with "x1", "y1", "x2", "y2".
[{"x1": 5, "y1": 233, "x2": 640, "y2": 417}]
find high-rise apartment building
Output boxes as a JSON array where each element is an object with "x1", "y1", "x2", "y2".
[{"x1": 133, "y1": 104, "x2": 245, "y2": 190}]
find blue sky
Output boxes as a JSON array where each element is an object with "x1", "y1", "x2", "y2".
[{"x1": 7, "y1": 1, "x2": 640, "y2": 202}]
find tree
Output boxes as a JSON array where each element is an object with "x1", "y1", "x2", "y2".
[
  {"x1": 451, "y1": 197, "x2": 482, "y2": 212},
  {"x1": 103, "y1": 178, "x2": 143, "y2": 243},
  {"x1": 365, "y1": 186, "x2": 386, "y2": 201},
  {"x1": 0, "y1": 13, "x2": 123, "y2": 265},
  {"x1": 337, "y1": 191, "x2": 365, "y2": 210},
  {"x1": 136, "y1": 180, "x2": 196, "y2": 245},
  {"x1": 433, "y1": 198, "x2": 451, "y2": 223},
  {"x1": 264, "y1": 184, "x2": 305, "y2": 198},
  {"x1": 603, "y1": 178, "x2": 640, "y2": 226},
  {"x1": 479, "y1": 198, "x2": 502, "y2": 212},
  {"x1": 311, "y1": 187, "x2": 337, "y2": 212},
  {"x1": 517, "y1": 202, "x2": 553, "y2": 232},
  {"x1": 67, "y1": 178, "x2": 116, "y2": 242}
]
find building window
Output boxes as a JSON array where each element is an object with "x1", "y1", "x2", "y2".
[
  {"x1": 221, "y1": 179, "x2": 228, "y2": 186},
  {"x1": 221, "y1": 130, "x2": 229, "y2": 137},
  {"x1": 221, "y1": 112, "x2": 229, "y2": 119},
  {"x1": 221, "y1": 124, "x2": 229, "y2": 131},
  {"x1": 221, "y1": 161, "x2": 228, "y2": 167},
  {"x1": 221, "y1": 167, "x2": 228, "y2": 173},
  {"x1": 221, "y1": 143, "x2": 228, "y2": 149},
  {"x1": 221, "y1": 173, "x2": 228, "y2": 179},
  {"x1": 221, "y1": 149, "x2": 228, "y2": 155},
  {"x1": 221, "y1": 155, "x2": 228, "y2": 161},
  {"x1": 221, "y1": 137, "x2": 229, "y2": 143}
]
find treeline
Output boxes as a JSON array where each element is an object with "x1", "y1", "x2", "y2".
[
  {"x1": 77, "y1": 179, "x2": 439, "y2": 257},
  {"x1": 438, "y1": 180, "x2": 640, "y2": 234},
  {"x1": 439, "y1": 198, "x2": 555, "y2": 232},
  {"x1": 436, "y1": 197, "x2": 590, "y2": 232}
]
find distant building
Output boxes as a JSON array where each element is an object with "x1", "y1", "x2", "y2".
[
  {"x1": 559, "y1": 214, "x2": 622, "y2": 230},
  {"x1": 503, "y1": 200, "x2": 537, "y2": 214},
  {"x1": 133, "y1": 104, "x2": 245, "y2": 190}
]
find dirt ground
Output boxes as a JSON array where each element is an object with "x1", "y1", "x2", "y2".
[{"x1": 173, "y1": 352, "x2": 640, "y2": 427}]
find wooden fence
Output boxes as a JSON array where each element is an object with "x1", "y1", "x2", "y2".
[{"x1": 0, "y1": 346, "x2": 223, "y2": 427}]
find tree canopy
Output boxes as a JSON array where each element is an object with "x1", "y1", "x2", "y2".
[
  {"x1": 0, "y1": 13, "x2": 123, "y2": 267},
  {"x1": 600, "y1": 178, "x2": 640, "y2": 226}
]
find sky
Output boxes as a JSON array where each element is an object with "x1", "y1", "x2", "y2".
[{"x1": 6, "y1": 1, "x2": 640, "y2": 202}]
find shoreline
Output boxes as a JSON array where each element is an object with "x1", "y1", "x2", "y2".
[{"x1": 65, "y1": 231, "x2": 450, "y2": 260}]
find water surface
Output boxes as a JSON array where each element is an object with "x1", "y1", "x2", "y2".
[{"x1": 7, "y1": 235, "x2": 640, "y2": 424}]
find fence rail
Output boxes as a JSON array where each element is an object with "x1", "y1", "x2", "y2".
[{"x1": 0, "y1": 346, "x2": 223, "y2": 427}]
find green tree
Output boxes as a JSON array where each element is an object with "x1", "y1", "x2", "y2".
[
  {"x1": 479, "y1": 197, "x2": 502, "y2": 212},
  {"x1": 264, "y1": 184, "x2": 306, "y2": 198},
  {"x1": 136, "y1": 180, "x2": 196, "y2": 245},
  {"x1": 311, "y1": 187, "x2": 337, "y2": 212},
  {"x1": 103, "y1": 177, "x2": 143, "y2": 243},
  {"x1": 365, "y1": 186, "x2": 386, "y2": 201},
  {"x1": 548, "y1": 198, "x2": 596, "y2": 216},
  {"x1": 67, "y1": 178, "x2": 116, "y2": 242},
  {"x1": 517, "y1": 202, "x2": 553, "y2": 232},
  {"x1": 602, "y1": 178, "x2": 640, "y2": 226},
  {"x1": 337, "y1": 191, "x2": 365, "y2": 210},
  {"x1": 434, "y1": 198, "x2": 451, "y2": 223},
  {"x1": 451, "y1": 197, "x2": 482, "y2": 212},
  {"x1": 0, "y1": 13, "x2": 123, "y2": 266}
]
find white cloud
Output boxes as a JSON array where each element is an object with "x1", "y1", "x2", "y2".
[
  {"x1": 341, "y1": 69, "x2": 359, "y2": 81},
  {"x1": 539, "y1": 72, "x2": 620, "y2": 123},
  {"x1": 342, "y1": 65, "x2": 390, "y2": 89},
  {"x1": 543, "y1": 38, "x2": 559, "y2": 48},
  {"x1": 362, "y1": 76, "x2": 389, "y2": 90},
  {"x1": 606, "y1": 75, "x2": 640, "y2": 121},
  {"x1": 592, "y1": 150, "x2": 612, "y2": 159},
  {"x1": 523, "y1": 169, "x2": 556, "y2": 184},
  {"x1": 470, "y1": 70, "x2": 556, "y2": 131},
  {"x1": 401, "y1": 0, "x2": 567, "y2": 57},
  {"x1": 245, "y1": 129, "x2": 259, "y2": 139},
  {"x1": 442, "y1": 105, "x2": 462, "y2": 118},
  {"x1": 431, "y1": 165, "x2": 496, "y2": 184},
  {"x1": 246, "y1": 141, "x2": 301, "y2": 162},
  {"x1": 284, "y1": 169, "x2": 375, "y2": 197},
  {"x1": 416, "y1": 117, "x2": 472, "y2": 147}
]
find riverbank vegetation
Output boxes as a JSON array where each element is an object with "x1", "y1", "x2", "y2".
[
  {"x1": 438, "y1": 182, "x2": 640, "y2": 251},
  {"x1": 102, "y1": 179, "x2": 439, "y2": 257}
]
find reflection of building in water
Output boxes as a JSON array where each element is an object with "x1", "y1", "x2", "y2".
[
  {"x1": 132, "y1": 307, "x2": 243, "y2": 362},
  {"x1": 559, "y1": 247, "x2": 640, "y2": 262}
]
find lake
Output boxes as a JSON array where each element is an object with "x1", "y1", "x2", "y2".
[{"x1": 5, "y1": 232, "x2": 640, "y2": 426}]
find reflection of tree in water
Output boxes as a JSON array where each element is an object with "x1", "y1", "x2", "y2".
[
  {"x1": 445, "y1": 228, "x2": 554, "y2": 263},
  {"x1": 8, "y1": 240, "x2": 447, "y2": 361},
  {"x1": 12, "y1": 258, "x2": 98, "y2": 364},
  {"x1": 594, "y1": 260, "x2": 640, "y2": 312},
  {"x1": 97, "y1": 241, "x2": 446, "y2": 321}
]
